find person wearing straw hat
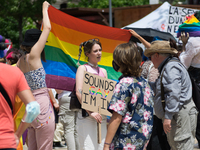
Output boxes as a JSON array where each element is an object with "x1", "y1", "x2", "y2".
[{"x1": 144, "y1": 40, "x2": 198, "y2": 150}]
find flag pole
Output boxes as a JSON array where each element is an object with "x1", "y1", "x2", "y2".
[{"x1": 109, "y1": 0, "x2": 112, "y2": 27}]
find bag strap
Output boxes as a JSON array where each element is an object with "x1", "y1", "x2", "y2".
[
  {"x1": 0, "y1": 83, "x2": 13, "y2": 114},
  {"x1": 73, "y1": 83, "x2": 76, "y2": 92},
  {"x1": 160, "y1": 70, "x2": 165, "y2": 111},
  {"x1": 160, "y1": 59, "x2": 186, "y2": 111}
]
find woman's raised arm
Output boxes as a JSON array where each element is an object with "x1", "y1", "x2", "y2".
[
  {"x1": 129, "y1": 29, "x2": 151, "y2": 48},
  {"x1": 29, "y1": 1, "x2": 51, "y2": 62}
]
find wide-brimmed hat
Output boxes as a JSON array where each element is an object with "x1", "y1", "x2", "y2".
[
  {"x1": 21, "y1": 29, "x2": 42, "y2": 47},
  {"x1": 144, "y1": 40, "x2": 178, "y2": 57}
]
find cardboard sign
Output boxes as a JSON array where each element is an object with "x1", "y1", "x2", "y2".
[
  {"x1": 167, "y1": 6, "x2": 198, "y2": 38},
  {"x1": 81, "y1": 71, "x2": 117, "y2": 116}
]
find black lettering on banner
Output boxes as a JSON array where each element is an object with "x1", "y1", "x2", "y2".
[
  {"x1": 89, "y1": 76, "x2": 94, "y2": 86},
  {"x1": 99, "y1": 79, "x2": 104, "y2": 89},
  {"x1": 180, "y1": 17, "x2": 184, "y2": 24},
  {"x1": 169, "y1": 16, "x2": 174, "y2": 24},
  {"x1": 101, "y1": 97, "x2": 106, "y2": 109},
  {"x1": 105, "y1": 80, "x2": 109, "y2": 90},
  {"x1": 174, "y1": 7, "x2": 179, "y2": 15},
  {"x1": 174, "y1": 25, "x2": 179, "y2": 33},
  {"x1": 182, "y1": 8, "x2": 187, "y2": 16},
  {"x1": 109, "y1": 81, "x2": 115, "y2": 91},
  {"x1": 175, "y1": 16, "x2": 180, "y2": 24},
  {"x1": 167, "y1": 25, "x2": 172, "y2": 33},
  {"x1": 83, "y1": 93, "x2": 89, "y2": 104},
  {"x1": 90, "y1": 95, "x2": 96, "y2": 106},
  {"x1": 169, "y1": 6, "x2": 173, "y2": 15},
  {"x1": 188, "y1": 9, "x2": 195, "y2": 15},
  {"x1": 84, "y1": 73, "x2": 89, "y2": 84}
]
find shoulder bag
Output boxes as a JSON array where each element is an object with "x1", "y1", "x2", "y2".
[{"x1": 69, "y1": 83, "x2": 81, "y2": 111}]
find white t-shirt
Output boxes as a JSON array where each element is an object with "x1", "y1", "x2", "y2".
[{"x1": 179, "y1": 37, "x2": 200, "y2": 69}]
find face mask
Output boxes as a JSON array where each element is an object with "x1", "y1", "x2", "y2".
[{"x1": 112, "y1": 60, "x2": 120, "y2": 72}]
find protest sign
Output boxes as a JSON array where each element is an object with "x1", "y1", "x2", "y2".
[
  {"x1": 167, "y1": 6, "x2": 197, "y2": 38},
  {"x1": 81, "y1": 71, "x2": 117, "y2": 116}
]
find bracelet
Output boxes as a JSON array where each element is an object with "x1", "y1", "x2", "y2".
[{"x1": 104, "y1": 142, "x2": 111, "y2": 145}]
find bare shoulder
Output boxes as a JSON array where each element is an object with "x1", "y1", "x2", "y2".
[
  {"x1": 76, "y1": 65, "x2": 86, "y2": 74},
  {"x1": 77, "y1": 65, "x2": 86, "y2": 71}
]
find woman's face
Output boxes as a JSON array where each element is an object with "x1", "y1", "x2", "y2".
[{"x1": 87, "y1": 43, "x2": 102, "y2": 64}]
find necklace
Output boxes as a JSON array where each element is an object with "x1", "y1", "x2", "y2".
[{"x1": 88, "y1": 62, "x2": 98, "y2": 68}]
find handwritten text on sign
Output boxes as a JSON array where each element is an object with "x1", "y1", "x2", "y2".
[
  {"x1": 167, "y1": 6, "x2": 197, "y2": 38},
  {"x1": 81, "y1": 71, "x2": 116, "y2": 116}
]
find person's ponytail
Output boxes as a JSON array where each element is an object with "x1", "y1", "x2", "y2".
[{"x1": 77, "y1": 42, "x2": 86, "y2": 66}]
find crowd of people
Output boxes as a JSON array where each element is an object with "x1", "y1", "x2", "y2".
[{"x1": 1, "y1": 1, "x2": 200, "y2": 150}]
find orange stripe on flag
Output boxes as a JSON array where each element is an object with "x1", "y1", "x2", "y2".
[{"x1": 50, "y1": 22, "x2": 128, "y2": 53}]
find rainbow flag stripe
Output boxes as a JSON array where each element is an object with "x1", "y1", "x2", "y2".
[{"x1": 43, "y1": 6, "x2": 131, "y2": 91}]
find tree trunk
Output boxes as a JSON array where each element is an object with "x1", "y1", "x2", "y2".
[{"x1": 18, "y1": 15, "x2": 23, "y2": 46}]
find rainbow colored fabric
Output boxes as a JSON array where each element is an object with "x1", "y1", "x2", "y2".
[
  {"x1": 43, "y1": 6, "x2": 131, "y2": 91},
  {"x1": 14, "y1": 96, "x2": 25, "y2": 150},
  {"x1": 177, "y1": 15, "x2": 200, "y2": 38}
]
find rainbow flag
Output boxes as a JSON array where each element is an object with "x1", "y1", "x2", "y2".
[
  {"x1": 177, "y1": 15, "x2": 200, "y2": 38},
  {"x1": 14, "y1": 96, "x2": 25, "y2": 150},
  {"x1": 43, "y1": 6, "x2": 131, "y2": 91}
]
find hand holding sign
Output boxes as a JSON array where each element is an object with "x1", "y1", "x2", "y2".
[{"x1": 90, "y1": 112, "x2": 102, "y2": 123}]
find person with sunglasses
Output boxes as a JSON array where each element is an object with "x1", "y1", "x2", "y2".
[{"x1": 76, "y1": 38, "x2": 108, "y2": 150}]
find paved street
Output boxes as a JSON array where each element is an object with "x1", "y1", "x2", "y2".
[
  {"x1": 23, "y1": 144, "x2": 67, "y2": 150},
  {"x1": 23, "y1": 140, "x2": 200, "y2": 150}
]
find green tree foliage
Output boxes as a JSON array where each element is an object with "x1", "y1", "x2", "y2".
[
  {"x1": 0, "y1": 0, "x2": 56, "y2": 48},
  {"x1": 68, "y1": 0, "x2": 149, "y2": 9},
  {"x1": 0, "y1": 17, "x2": 36, "y2": 48}
]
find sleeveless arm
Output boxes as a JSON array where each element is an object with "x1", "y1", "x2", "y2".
[
  {"x1": 75, "y1": 65, "x2": 86, "y2": 103},
  {"x1": 29, "y1": 2, "x2": 51, "y2": 64}
]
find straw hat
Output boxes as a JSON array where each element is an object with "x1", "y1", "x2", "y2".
[
  {"x1": 21, "y1": 29, "x2": 42, "y2": 47},
  {"x1": 144, "y1": 40, "x2": 178, "y2": 57}
]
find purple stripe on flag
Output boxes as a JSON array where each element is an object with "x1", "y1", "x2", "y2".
[
  {"x1": 177, "y1": 31, "x2": 200, "y2": 38},
  {"x1": 46, "y1": 74, "x2": 75, "y2": 91}
]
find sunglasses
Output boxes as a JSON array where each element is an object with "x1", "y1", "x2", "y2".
[{"x1": 84, "y1": 38, "x2": 99, "y2": 45}]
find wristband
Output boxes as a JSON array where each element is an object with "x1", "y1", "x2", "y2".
[{"x1": 104, "y1": 142, "x2": 111, "y2": 145}]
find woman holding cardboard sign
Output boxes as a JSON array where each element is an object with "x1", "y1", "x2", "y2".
[
  {"x1": 76, "y1": 39, "x2": 108, "y2": 150},
  {"x1": 103, "y1": 43, "x2": 154, "y2": 150}
]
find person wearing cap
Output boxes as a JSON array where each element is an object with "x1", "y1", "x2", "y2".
[
  {"x1": 16, "y1": 1, "x2": 56, "y2": 150},
  {"x1": 178, "y1": 13, "x2": 200, "y2": 148},
  {"x1": 144, "y1": 40, "x2": 198, "y2": 150}
]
